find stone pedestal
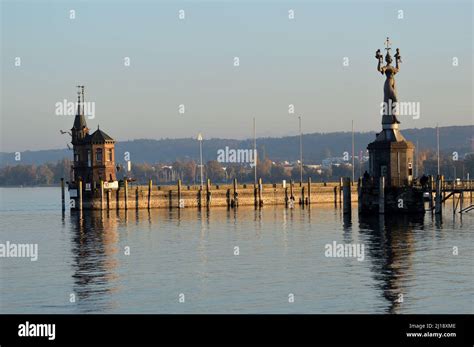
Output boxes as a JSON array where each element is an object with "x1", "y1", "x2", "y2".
[{"x1": 367, "y1": 124, "x2": 414, "y2": 188}]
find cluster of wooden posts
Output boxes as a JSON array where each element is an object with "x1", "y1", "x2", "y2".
[
  {"x1": 61, "y1": 175, "x2": 472, "y2": 213},
  {"x1": 62, "y1": 177, "x2": 361, "y2": 211},
  {"x1": 429, "y1": 175, "x2": 473, "y2": 215}
]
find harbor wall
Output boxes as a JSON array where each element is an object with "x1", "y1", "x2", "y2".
[{"x1": 73, "y1": 181, "x2": 359, "y2": 210}]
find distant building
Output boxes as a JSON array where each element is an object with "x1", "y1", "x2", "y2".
[{"x1": 71, "y1": 88, "x2": 116, "y2": 188}]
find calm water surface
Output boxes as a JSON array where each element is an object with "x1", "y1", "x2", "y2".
[{"x1": 0, "y1": 187, "x2": 473, "y2": 313}]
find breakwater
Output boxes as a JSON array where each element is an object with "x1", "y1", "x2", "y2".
[{"x1": 67, "y1": 179, "x2": 359, "y2": 210}]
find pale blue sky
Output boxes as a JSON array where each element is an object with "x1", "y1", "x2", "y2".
[{"x1": 1, "y1": 0, "x2": 472, "y2": 152}]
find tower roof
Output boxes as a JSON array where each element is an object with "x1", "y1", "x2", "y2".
[
  {"x1": 72, "y1": 114, "x2": 87, "y2": 131},
  {"x1": 86, "y1": 129, "x2": 115, "y2": 143},
  {"x1": 71, "y1": 87, "x2": 87, "y2": 131}
]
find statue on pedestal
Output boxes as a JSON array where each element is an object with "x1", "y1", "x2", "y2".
[{"x1": 376, "y1": 37, "x2": 402, "y2": 126}]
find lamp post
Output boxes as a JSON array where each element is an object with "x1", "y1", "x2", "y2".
[
  {"x1": 253, "y1": 117, "x2": 257, "y2": 185},
  {"x1": 298, "y1": 116, "x2": 303, "y2": 185},
  {"x1": 197, "y1": 133, "x2": 203, "y2": 189},
  {"x1": 436, "y1": 124, "x2": 440, "y2": 176},
  {"x1": 351, "y1": 120, "x2": 355, "y2": 184}
]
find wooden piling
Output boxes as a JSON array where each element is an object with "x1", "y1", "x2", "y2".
[
  {"x1": 452, "y1": 186, "x2": 455, "y2": 213},
  {"x1": 206, "y1": 178, "x2": 211, "y2": 207},
  {"x1": 233, "y1": 178, "x2": 238, "y2": 207},
  {"x1": 107, "y1": 189, "x2": 111, "y2": 210},
  {"x1": 100, "y1": 180, "x2": 104, "y2": 210},
  {"x1": 339, "y1": 177, "x2": 343, "y2": 204},
  {"x1": 343, "y1": 177, "x2": 351, "y2": 214},
  {"x1": 60, "y1": 178, "x2": 65, "y2": 211},
  {"x1": 78, "y1": 180, "x2": 83, "y2": 211},
  {"x1": 198, "y1": 187, "x2": 202, "y2": 209},
  {"x1": 435, "y1": 175, "x2": 442, "y2": 215},
  {"x1": 285, "y1": 187, "x2": 289, "y2": 207},
  {"x1": 226, "y1": 188, "x2": 231, "y2": 208},
  {"x1": 148, "y1": 179, "x2": 152, "y2": 209},
  {"x1": 378, "y1": 176, "x2": 385, "y2": 214},
  {"x1": 254, "y1": 183, "x2": 258, "y2": 207},
  {"x1": 357, "y1": 177, "x2": 362, "y2": 214},
  {"x1": 470, "y1": 179, "x2": 472, "y2": 204},
  {"x1": 124, "y1": 179, "x2": 128, "y2": 210},
  {"x1": 441, "y1": 175, "x2": 446, "y2": 203},
  {"x1": 135, "y1": 187, "x2": 139, "y2": 210},
  {"x1": 290, "y1": 180, "x2": 294, "y2": 201},
  {"x1": 178, "y1": 179, "x2": 182, "y2": 208},
  {"x1": 258, "y1": 178, "x2": 263, "y2": 207},
  {"x1": 307, "y1": 177, "x2": 311, "y2": 205},
  {"x1": 428, "y1": 175, "x2": 434, "y2": 212}
]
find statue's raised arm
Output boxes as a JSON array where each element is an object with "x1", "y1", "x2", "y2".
[
  {"x1": 375, "y1": 49, "x2": 385, "y2": 74},
  {"x1": 394, "y1": 48, "x2": 402, "y2": 70}
]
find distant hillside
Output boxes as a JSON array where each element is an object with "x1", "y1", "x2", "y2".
[{"x1": 1, "y1": 126, "x2": 472, "y2": 167}]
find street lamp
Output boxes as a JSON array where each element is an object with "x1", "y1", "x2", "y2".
[
  {"x1": 197, "y1": 133, "x2": 203, "y2": 189},
  {"x1": 298, "y1": 116, "x2": 303, "y2": 185}
]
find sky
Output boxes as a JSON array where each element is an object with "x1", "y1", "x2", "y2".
[{"x1": 1, "y1": 0, "x2": 472, "y2": 152}]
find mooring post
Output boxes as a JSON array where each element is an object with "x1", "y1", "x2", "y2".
[
  {"x1": 198, "y1": 186, "x2": 202, "y2": 209},
  {"x1": 254, "y1": 183, "x2": 258, "y2": 207},
  {"x1": 428, "y1": 175, "x2": 433, "y2": 212},
  {"x1": 148, "y1": 179, "x2": 152, "y2": 209},
  {"x1": 100, "y1": 180, "x2": 104, "y2": 210},
  {"x1": 339, "y1": 177, "x2": 343, "y2": 204},
  {"x1": 343, "y1": 177, "x2": 351, "y2": 214},
  {"x1": 226, "y1": 189, "x2": 231, "y2": 208},
  {"x1": 60, "y1": 178, "x2": 65, "y2": 211},
  {"x1": 378, "y1": 176, "x2": 385, "y2": 214},
  {"x1": 334, "y1": 186, "x2": 337, "y2": 205},
  {"x1": 206, "y1": 178, "x2": 211, "y2": 207},
  {"x1": 435, "y1": 175, "x2": 442, "y2": 215},
  {"x1": 233, "y1": 178, "x2": 238, "y2": 207},
  {"x1": 178, "y1": 179, "x2": 182, "y2": 208},
  {"x1": 307, "y1": 177, "x2": 311, "y2": 205},
  {"x1": 285, "y1": 186, "x2": 289, "y2": 207},
  {"x1": 452, "y1": 186, "x2": 455, "y2": 213},
  {"x1": 124, "y1": 179, "x2": 128, "y2": 210},
  {"x1": 441, "y1": 175, "x2": 446, "y2": 203},
  {"x1": 135, "y1": 187, "x2": 139, "y2": 210},
  {"x1": 290, "y1": 179, "x2": 294, "y2": 201},
  {"x1": 470, "y1": 179, "x2": 472, "y2": 204},
  {"x1": 357, "y1": 177, "x2": 362, "y2": 214},
  {"x1": 107, "y1": 189, "x2": 111, "y2": 210},
  {"x1": 258, "y1": 178, "x2": 263, "y2": 207},
  {"x1": 78, "y1": 179, "x2": 83, "y2": 211}
]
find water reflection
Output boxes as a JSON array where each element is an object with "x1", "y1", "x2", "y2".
[
  {"x1": 69, "y1": 211, "x2": 120, "y2": 312},
  {"x1": 64, "y1": 203, "x2": 469, "y2": 314},
  {"x1": 359, "y1": 213, "x2": 424, "y2": 313}
]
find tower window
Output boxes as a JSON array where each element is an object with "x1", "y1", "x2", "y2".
[
  {"x1": 87, "y1": 150, "x2": 91, "y2": 167},
  {"x1": 96, "y1": 148, "x2": 103, "y2": 163},
  {"x1": 107, "y1": 149, "x2": 113, "y2": 162}
]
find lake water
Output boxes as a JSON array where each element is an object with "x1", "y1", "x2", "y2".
[{"x1": 0, "y1": 187, "x2": 472, "y2": 314}]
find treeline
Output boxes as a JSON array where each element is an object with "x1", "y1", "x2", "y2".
[
  {"x1": 1, "y1": 152, "x2": 473, "y2": 187},
  {"x1": 125, "y1": 152, "x2": 474, "y2": 185},
  {"x1": 1, "y1": 126, "x2": 472, "y2": 167},
  {"x1": 0, "y1": 159, "x2": 71, "y2": 186}
]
